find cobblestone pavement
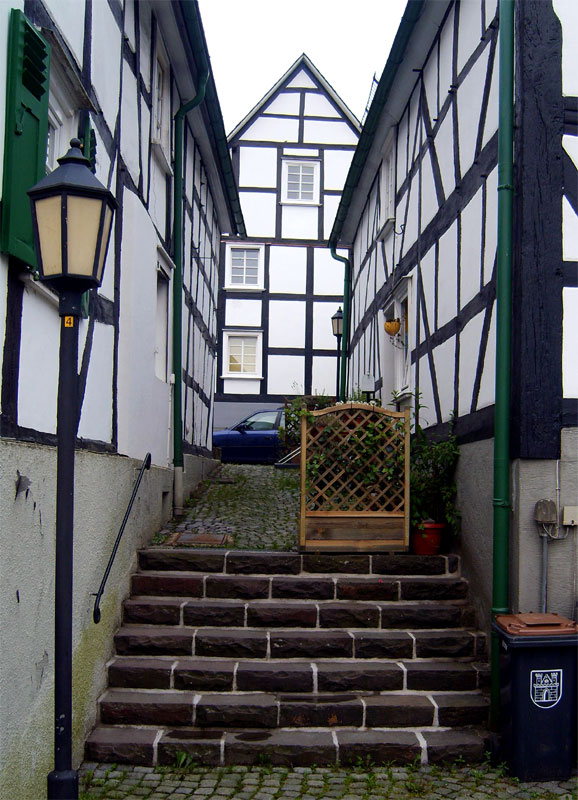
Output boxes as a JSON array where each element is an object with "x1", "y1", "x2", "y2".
[
  {"x1": 79, "y1": 761, "x2": 577, "y2": 800},
  {"x1": 155, "y1": 465, "x2": 300, "y2": 551}
]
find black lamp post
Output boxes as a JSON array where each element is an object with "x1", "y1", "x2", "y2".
[
  {"x1": 28, "y1": 139, "x2": 116, "y2": 800},
  {"x1": 331, "y1": 307, "x2": 343, "y2": 400}
]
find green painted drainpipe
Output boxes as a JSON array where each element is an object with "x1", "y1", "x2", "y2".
[
  {"x1": 172, "y1": 69, "x2": 209, "y2": 513},
  {"x1": 491, "y1": 0, "x2": 515, "y2": 729},
  {"x1": 331, "y1": 246, "x2": 350, "y2": 401}
]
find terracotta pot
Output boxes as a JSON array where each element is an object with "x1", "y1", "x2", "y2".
[{"x1": 411, "y1": 522, "x2": 445, "y2": 555}]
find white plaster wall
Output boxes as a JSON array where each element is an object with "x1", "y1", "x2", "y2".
[
  {"x1": 267, "y1": 354, "x2": 304, "y2": 394},
  {"x1": 78, "y1": 323, "x2": 114, "y2": 442},
  {"x1": 284, "y1": 148, "x2": 319, "y2": 157},
  {"x1": 477, "y1": 304, "x2": 496, "y2": 409},
  {"x1": 287, "y1": 70, "x2": 316, "y2": 89},
  {"x1": 460, "y1": 186, "x2": 483, "y2": 306},
  {"x1": 264, "y1": 93, "x2": 300, "y2": 116},
  {"x1": 437, "y1": 222, "x2": 459, "y2": 328},
  {"x1": 313, "y1": 248, "x2": 344, "y2": 295},
  {"x1": 282, "y1": 205, "x2": 318, "y2": 240},
  {"x1": 324, "y1": 149, "x2": 353, "y2": 191},
  {"x1": 269, "y1": 246, "x2": 307, "y2": 294},
  {"x1": 434, "y1": 112, "x2": 456, "y2": 199},
  {"x1": 312, "y1": 355, "x2": 337, "y2": 397},
  {"x1": 120, "y1": 64, "x2": 140, "y2": 188},
  {"x1": 432, "y1": 337, "x2": 455, "y2": 422},
  {"x1": 304, "y1": 93, "x2": 340, "y2": 118},
  {"x1": 553, "y1": 0, "x2": 578, "y2": 96},
  {"x1": 149, "y1": 159, "x2": 168, "y2": 238},
  {"x1": 242, "y1": 116, "x2": 299, "y2": 143},
  {"x1": 268, "y1": 300, "x2": 306, "y2": 348},
  {"x1": 225, "y1": 299, "x2": 262, "y2": 327},
  {"x1": 483, "y1": 168, "x2": 498, "y2": 285},
  {"x1": 0, "y1": 261, "x2": 8, "y2": 370},
  {"x1": 239, "y1": 146, "x2": 278, "y2": 188},
  {"x1": 324, "y1": 194, "x2": 341, "y2": 239},
  {"x1": 562, "y1": 196, "x2": 578, "y2": 260},
  {"x1": 313, "y1": 302, "x2": 342, "y2": 349},
  {"x1": 241, "y1": 192, "x2": 277, "y2": 238},
  {"x1": 458, "y1": 311, "x2": 485, "y2": 417},
  {"x1": 303, "y1": 119, "x2": 358, "y2": 146},
  {"x1": 46, "y1": 0, "x2": 85, "y2": 66},
  {"x1": 562, "y1": 287, "x2": 578, "y2": 398},
  {"x1": 91, "y1": 0, "x2": 122, "y2": 133},
  {"x1": 223, "y1": 377, "x2": 260, "y2": 394}
]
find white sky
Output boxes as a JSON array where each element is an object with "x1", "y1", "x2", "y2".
[{"x1": 197, "y1": 0, "x2": 408, "y2": 134}]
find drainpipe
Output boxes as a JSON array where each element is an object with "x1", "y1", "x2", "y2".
[
  {"x1": 330, "y1": 246, "x2": 351, "y2": 401},
  {"x1": 490, "y1": 0, "x2": 514, "y2": 729},
  {"x1": 172, "y1": 69, "x2": 209, "y2": 514}
]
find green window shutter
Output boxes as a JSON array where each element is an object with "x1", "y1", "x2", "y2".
[{"x1": 1, "y1": 8, "x2": 50, "y2": 267}]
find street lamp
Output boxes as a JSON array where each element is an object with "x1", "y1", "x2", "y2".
[
  {"x1": 331, "y1": 306, "x2": 343, "y2": 400},
  {"x1": 28, "y1": 139, "x2": 116, "y2": 800}
]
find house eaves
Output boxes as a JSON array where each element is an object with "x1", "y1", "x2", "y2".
[
  {"x1": 329, "y1": 0, "x2": 451, "y2": 248},
  {"x1": 228, "y1": 53, "x2": 362, "y2": 142},
  {"x1": 153, "y1": 0, "x2": 246, "y2": 237}
]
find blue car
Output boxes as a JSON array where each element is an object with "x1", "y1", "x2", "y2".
[{"x1": 212, "y1": 408, "x2": 285, "y2": 463}]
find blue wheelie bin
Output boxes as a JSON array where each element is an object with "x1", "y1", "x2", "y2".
[{"x1": 493, "y1": 612, "x2": 578, "y2": 781}]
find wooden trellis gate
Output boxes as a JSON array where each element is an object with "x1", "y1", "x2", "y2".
[{"x1": 299, "y1": 403, "x2": 410, "y2": 552}]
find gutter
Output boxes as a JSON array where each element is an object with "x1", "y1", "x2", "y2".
[{"x1": 490, "y1": 0, "x2": 514, "y2": 728}]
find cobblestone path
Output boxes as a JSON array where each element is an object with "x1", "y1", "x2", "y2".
[
  {"x1": 80, "y1": 761, "x2": 577, "y2": 800},
  {"x1": 155, "y1": 465, "x2": 300, "y2": 551}
]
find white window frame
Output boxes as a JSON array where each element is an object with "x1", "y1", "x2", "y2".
[
  {"x1": 225, "y1": 244, "x2": 265, "y2": 291},
  {"x1": 377, "y1": 134, "x2": 396, "y2": 240},
  {"x1": 222, "y1": 330, "x2": 263, "y2": 379},
  {"x1": 152, "y1": 35, "x2": 172, "y2": 173},
  {"x1": 46, "y1": 65, "x2": 80, "y2": 173},
  {"x1": 154, "y1": 263, "x2": 170, "y2": 382},
  {"x1": 384, "y1": 278, "x2": 412, "y2": 398},
  {"x1": 281, "y1": 159, "x2": 320, "y2": 205}
]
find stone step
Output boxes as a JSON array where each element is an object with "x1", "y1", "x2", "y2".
[
  {"x1": 99, "y1": 688, "x2": 489, "y2": 730},
  {"x1": 86, "y1": 724, "x2": 489, "y2": 768},
  {"x1": 114, "y1": 625, "x2": 486, "y2": 661},
  {"x1": 123, "y1": 596, "x2": 477, "y2": 630},
  {"x1": 131, "y1": 571, "x2": 470, "y2": 602},
  {"x1": 138, "y1": 549, "x2": 460, "y2": 577}
]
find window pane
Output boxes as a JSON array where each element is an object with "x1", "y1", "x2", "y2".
[{"x1": 228, "y1": 336, "x2": 258, "y2": 374}]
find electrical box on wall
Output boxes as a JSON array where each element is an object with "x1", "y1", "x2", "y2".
[{"x1": 562, "y1": 506, "x2": 578, "y2": 526}]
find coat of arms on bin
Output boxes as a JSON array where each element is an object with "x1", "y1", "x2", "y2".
[{"x1": 530, "y1": 669, "x2": 563, "y2": 708}]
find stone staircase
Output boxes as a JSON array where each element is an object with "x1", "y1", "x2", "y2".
[{"x1": 86, "y1": 549, "x2": 490, "y2": 768}]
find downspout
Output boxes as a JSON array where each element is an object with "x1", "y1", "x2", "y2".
[
  {"x1": 490, "y1": 0, "x2": 514, "y2": 729},
  {"x1": 330, "y1": 246, "x2": 350, "y2": 401},
  {"x1": 172, "y1": 69, "x2": 209, "y2": 514}
]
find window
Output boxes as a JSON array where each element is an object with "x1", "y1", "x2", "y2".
[
  {"x1": 241, "y1": 411, "x2": 279, "y2": 431},
  {"x1": 384, "y1": 282, "x2": 411, "y2": 397},
  {"x1": 225, "y1": 245, "x2": 264, "y2": 290},
  {"x1": 155, "y1": 267, "x2": 170, "y2": 381},
  {"x1": 377, "y1": 137, "x2": 395, "y2": 239},
  {"x1": 152, "y1": 37, "x2": 171, "y2": 171},
  {"x1": 223, "y1": 331, "x2": 263, "y2": 378},
  {"x1": 281, "y1": 160, "x2": 320, "y2": 204}
]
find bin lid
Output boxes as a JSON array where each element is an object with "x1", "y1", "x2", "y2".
[{"x1": 495, "y1": 612, "x2": 578, "y2": 636}]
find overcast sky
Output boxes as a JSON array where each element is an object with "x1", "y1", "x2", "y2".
[{"x1": 197, "y1": 0, "x2": 408, "y2": 134}]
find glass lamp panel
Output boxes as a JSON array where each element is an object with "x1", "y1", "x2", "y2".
[
  {"x1": 66, "y1": 195, "x2": 103, "y2": 278},
  {"x1": 96, "y1": 204, "x2": 113, "y2": 283},
  {"x1": 34, "y1": 195, "x2": 62, "y2": 276}
]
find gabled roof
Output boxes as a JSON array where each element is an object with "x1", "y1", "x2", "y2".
[{"x1": 228, "y1": 53, "x2": 361, "y2": 142}]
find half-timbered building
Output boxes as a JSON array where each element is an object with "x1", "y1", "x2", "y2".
[
  {"x1": 215, "y1": 55, "x2": 360, "y2": 428},
  {"x1": 0, "y1": 2, "x2": 243, "y2": 795},
  {"x1": 330, "y1": 0, "x2": 578, "y2": 625}
]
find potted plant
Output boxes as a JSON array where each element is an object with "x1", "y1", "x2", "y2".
[{"x1": 410, "y1": 423, "x2": 460, "y2": 554}]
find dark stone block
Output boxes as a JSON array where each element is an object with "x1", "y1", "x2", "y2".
[
  {"x1": 337, "y1": 730, "x2": 420, "y2": 765},
  {"x1": 317, "y1": 661, "x2": 403, "y2": 692},
  {"x1": 195, "y1": 629, "x2": 267, "y2": 658},
  {"x1": 423, "y1": 730, "x2": 488, "y2": 764},
  {"x1": 100, "y1": 690, "x2": 194, "y2": 726},
  {"x1": 157, "y1": 729, "x2": 222, "y2": 766},
  {"x1": 279, "y1": 694, "x2": 363, "y2": 727},
  {"x1": 461, "y1": 606, "x2": 477, "y2": 627},
  {"x1": 123, "y1": 598, "x2": 182, "y2": 625},
  {"x1": 114, "y1": 627, "x2": 193, "y2": 656},
  {"x1": 183, "y1": 600, "x2": 245, "y2": 627},
  {"x1": 336, "y1": 578, "x2": 397, "y2": 601},
  {"x1": 318, "y1": 603, "x2": 379, "y2": 629},
  {"x1": 400, "y1": 578, "x2": 468, "y2": 601},
  {"x1": 132, "y1": 572, "x2": 203, "y2": 597},
  {"x1": 196, "y1": 694, "x2": 277, "y2": 728},
  {"x1": 247, "y1": 602, "x2": 317, "y2": 628},
  {"x1": 271, "y1": 577, "x2": 334, "y2": 600},
  {"x1": 434, "y1": 694, "x2": 490, "y2": 726},
  {"x1": 270, "y1": 630, "x2": 352, "y2": 659},
  {"x1": 225, "y1": 730, "x2": 335, "y2": 766},
  {"x1": 379, "y1": 603, "x2": 462, "y2": 629},
  {"x1": 226, "y1": 552, "x2": 301, "y2": 575},
  {"x1": 236, "y1": 661, "x2": 314, "y2": 692},
  {"x1": 475, "y1": 633, "x2": 487, "y2": 657},
  {"x1": 364, "y1": 695, "x2": 434, "y2": 727},
  {"x1": 205, "y1": 575, "x2": 270, "y2": 599},
  {"x1": 174, "y1": 660, "x2": 235, "y2": 691},
  {"x1": 108, "y1": 657, "x2": 173, "y2": 689},
  {"x1": 303, "y1": 554, "x2": 370, "y2": 574},
  {"x1": 447, "y1": 555, "x2": 459, "y2": 573},
  {"x1": 372, "y1": 555, "x2": 446, "y2": 575},
  {"x1": 405, "y1": 662, "x2": 478, "y2": 691},
  {"x1": 476, "y1": 662, "x2": 491, "y2": 690},
  {"x1": 85, "y1": 725, "x2": 159, "y2": 765},
  {"x1": 354, "y1": 631, "x2": 413, "y2": 659},
  {"x1": 138, "y1": 549, "x2": 225, "y2": 573},
  {"x1": 414, "y1": 631, "x2": 475, "y2": 658}
]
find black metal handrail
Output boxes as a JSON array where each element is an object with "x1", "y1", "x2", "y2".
[{"x1": 93, "y1": 452, "x2": 152, "y2": 623}]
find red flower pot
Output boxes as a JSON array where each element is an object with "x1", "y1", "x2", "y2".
[{"x1": 411, "y1": 522, "x2": 445, "y2": 555}]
